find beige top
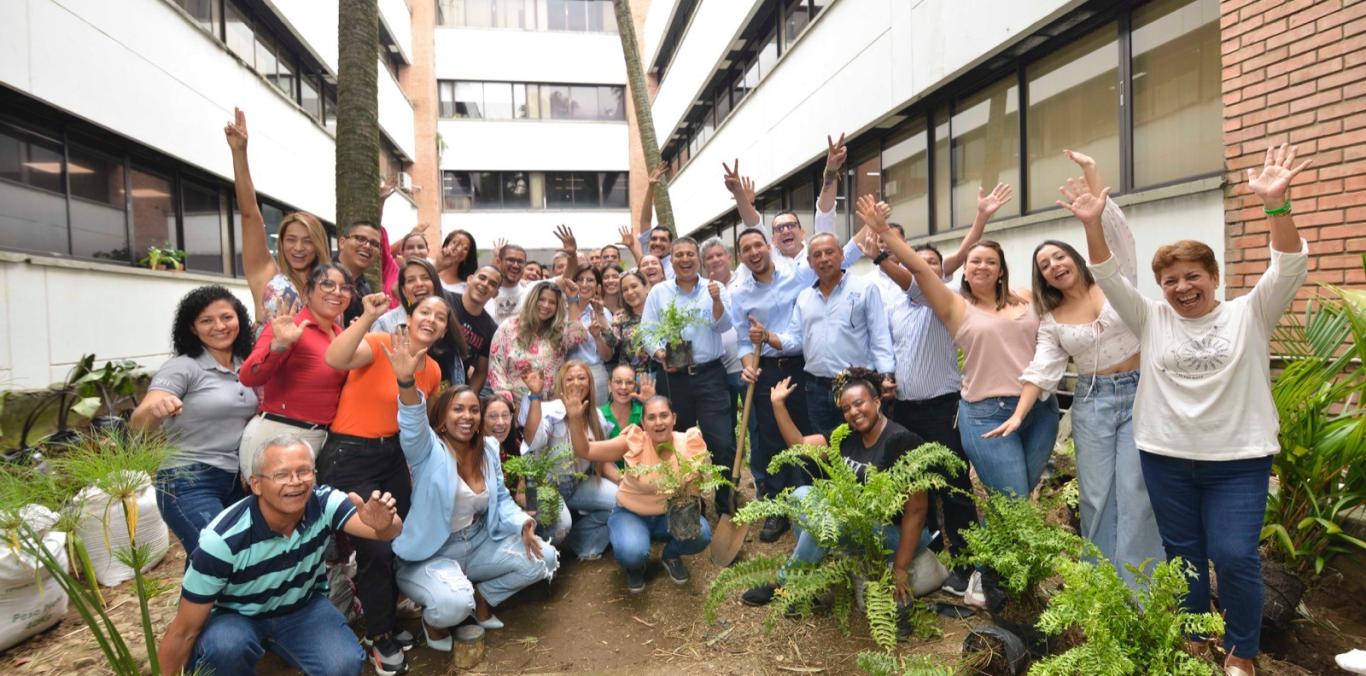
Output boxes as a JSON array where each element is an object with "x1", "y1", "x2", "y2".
[
  {"x1": 954, "y1": 300, "x2": 1040, "y2": 402},
  {"x1": 616, "y1": 426, "x2": 710, "y2": 516}
]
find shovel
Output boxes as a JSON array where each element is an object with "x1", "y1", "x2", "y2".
[{"x1": 710, "y1": 340, "x2": 762, "y2": 567}]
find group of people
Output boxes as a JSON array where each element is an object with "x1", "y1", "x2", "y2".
[{"x1": 140, "y1": 105, "x2": 1308, "y2": 676}]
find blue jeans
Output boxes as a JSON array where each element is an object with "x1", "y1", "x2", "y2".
[
  {"x1": 785, "y1": 486, "x2": 929, "y2": 573},
  {"x1": 608, "y1": 505, "x2": 712, "y2": 573},
  {"x1": 957, "y1": 395, "x2": 1059, "y2": 497},
  {"x1": 1071, "y1": 372, "x2": 1164, "y2": 588},
  {"x1": 1140, "y1": 452, "x2": 1272, "y2": 659},
  {"x1": 805, "y1": 374, "x2": 844, "y2": 438},
  {"x1": 190, "y1": 594, "x2": 363, "y2": 676},
  {"x1": 397, "y1": 519, "x2": 559, "y2": 628},
  {"x1": 535, "y1": 476, "x2": 617, "y2": 558},
  {"x1": 155, "y1": 462, "x2": 245, "y2": 556}
]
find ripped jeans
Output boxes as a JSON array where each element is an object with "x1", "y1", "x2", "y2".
[{"x1": 395, "y1": 518, "x2": 558, "y2": 629}]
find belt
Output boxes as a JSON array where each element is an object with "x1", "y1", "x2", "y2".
[
  {"x1": 759, "y1": 355, "x2": 804, "y2": 370},
  {"x1": 326, "y1": 431, "x2": 401, "y2": 446},
  {"x1": 261, "y1": 412, "x2": 326, "y2": 431},
  {"x1": 676, "y1": 359, "x2": 723, "y2": 377},
  {"x1": 899, "y1": 392, "x2": 960, "y2": 408}
]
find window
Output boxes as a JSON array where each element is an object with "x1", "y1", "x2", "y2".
[
  {"x1": 544, "y1": 85, "x2": 571, "y2": 119},
  {"x1": 234, "y1": 202, "x2": 285, "y2": 276},
  {"x1": 181, "y1": 180, "x2": 224, "y2": 273},
  {"x1": 600, "y1": 171, "x2": 628, "y2": 208},
  {"x1": 502, "y1": 171, "x2": 531, "y2": 207},
  {"x1": 758, "y1": 27, "x2": 779, "y2": 80},
  {"x1": 1026, "y1": 23, "x2": 1119, "y2": 211},
  {"x1": 300, "y1": 74, "x2": 322, "y2": 121},
  {"x1": 324, "y1": 87, "x2": 338, "y2": 133},
  {"x1": 1132, "y1": 0, "x2": 1221, "y2": 187},
  {"x1": 570, "y1": 86, "x2": 599, "y2": 120},
  {"x1": 483, "y1": 82, "x2": 514, "y2": 119},
  {"x1": 782, "y1": 0, "x2": 812, "y2": 50},
  {"x1": 932, "y1": 106, "x2": 951, "y2": 234},
  {"x1": 438, "y1": 81, "x2": 456, "y2": 118},
  {"x1": 882, "y1": 118, "x2": 931, "y2": 238},
  {"x1": 455, "y1": 82, "x2": 483, "y2": 118},
  {"x1": 515, "y1": 84, "x2": 531, "y2": 118},
  {"x1": 275, "y1": 51, "x2": 297, "y2": 99},
  {"x1": 441, "y1": 0, "x2": 615, "y2": 32},
  {"x1": 131, "y1": 167, "x2": 175, "y2": 263},
  {"x1": 224, "y1": 1, "x2": 255, "y2": 64},
  {"x1": 546, "y1": 171, "x2": 579, "y2": 208},
  {"x1": 67, "y1": 144, "x2": 128, "y2": 261},
  {"x1": 951, "y1": 77, "x2": 1020, "y2": 228},
  {"x1": 174, "y1": 0, "x2": 221, "y2": 34},
  {"x1": 443, "y1": 171, "x2": 474, "y2": 210},
  {"x1": 598, "y1": 85, "x2": 623, "y2": 120},
  {"x1": 254, "y1": 30, "x2": 277, "y2": 84},
  {"x1": 439, "y1": 81, "x2": 625, "y2": 121},
  {"x1": 0, "y1": 126, "x2": 68, "y2": 254}
]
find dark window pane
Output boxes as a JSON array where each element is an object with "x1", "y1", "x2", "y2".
[
  {"x1": 783, "y1": 0, "x2": 811, "y2": 49},
  {"x1": 502, "y1": 171, "x2": 530, "y2": 208},
  {"x1": 175, "y1": 0, "x2": 220, "y2": 33},
  {"x1": 443, "y1": 171, "x2": 474, "y2": 210},
  {"x1": 714, "y1": 85, "x2": 731, "y2": 122},
  {"x1": 514, "y1": 84, "x2": 529, "y2": 118},
  {"x1": 300, "y1": 74, "x2": 322, "y2": 121},
  {"x1": 254, "y1": 30, "x2": 277, "y2": 82},
  {"x1": 600, "y1": 171, "x2": 627, "y2": 208},
  {"x1": 68, "y1": 145, "x2": 128, "y2": 262},
  {"x1": 576, "y1": 171, "x2": 600, "y2": 207},
  {"x1": 455, "y1": 82, "x2": 483, "y2": 118},
  {"x1": 224, "y1": 0, "x2": 254, "y2": 65},
  {"x1": 570, "y1": 86, "x2": 598, "y2": 120},
  {"x1": 599, "y1": 86, "x2": 623, "y2": 120},
  {"x1": 181, "y1": 180, "x2": 223, "y2": 273},
  {"x1": 275, "y1": 51, "x2": 297, "y2": 100},
  {"x1": 473, "y1": 171, "x2": 500, "y2": 207},
  {"x1": 131, "y1": 167, "x2": 175, "y2": 265},
  {"x1": 484, "y1": 82, "x2": 513, "y2": 119},
  {"x1": 323, "y1": 86, "x2": 337, "y2": 133},
  {"x1": 0, "y1": 127, "x2": 69, "y2": 254},
  {"x1": 546, "y1": 171, "x2": 576, "y2": 207},
  {"x1": 68, "y1": 145, "x2": 124, "y2": 206},
  {"x1": 544, "y1": 85, "x2": 572, "y2": 119}
]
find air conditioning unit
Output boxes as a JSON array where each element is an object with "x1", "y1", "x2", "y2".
[{"x1": 399, "y1": 172, "x2": 413, "y2": 192}]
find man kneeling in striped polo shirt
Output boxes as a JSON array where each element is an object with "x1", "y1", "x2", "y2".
[{"x1": 157, "y1": 434, "x2": 403, "y2": 676}]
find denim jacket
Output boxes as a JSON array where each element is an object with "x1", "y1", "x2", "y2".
[{"x1": 394, "y1": 396, "x2": 532, "y2": 562}]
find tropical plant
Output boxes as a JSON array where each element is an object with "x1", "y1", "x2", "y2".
[
  {"x1": 0, "y1": 429, "x2": 176, "y2": 675},
  {"x1": 957, "y1": 492, "x2": 1097, "y2": 605},
  {"x1": 705, "y1": 426, "x2": 964, "y2": 652},
  {"x1": 503, "y1": 443, "x2": 586, "y2": 528},
  {"x1": 623, "y1": 442, "x2": 732, "y2": 498},
  {"x1": 138, "y1": 244, "x2": 185, "y2": 271},
  {"x1": 1030, "y1": 557, "x2": 1224, "y2": 675},
  {"x1": 609, "y1": 0, "x2": 676, "y2": 234},
  {"x1": 856, "y1": 650, "x2": 953, "y2": 676},
  {"x1": 1265, "y1": 258, "x2": 1366, "y2": 576},
  {"x1": 74, "y1": 358, "x2": 141, "y2": 420},
  {"x1": 634, "y1": 300, "x2": 706, "y2": 352},
  {"x1": 7, "y1": 355, "x2": 104, "y2": 457}
]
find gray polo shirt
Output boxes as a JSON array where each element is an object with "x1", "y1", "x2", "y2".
[{"x1": 150, "y1": 351, "x2": 259, "y2": 473}]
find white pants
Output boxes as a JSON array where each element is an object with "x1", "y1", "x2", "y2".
[{"x1": 237, "y1": 414, "x2": 327, "y2": 476}]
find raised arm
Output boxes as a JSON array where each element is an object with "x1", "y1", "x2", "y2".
[
  {"x1": 772, "y1": 377, "x2": 827, "y2": 448},
  {"x1": 341, "y1": 490, "x2": 402, "y2": 541},
  {"x1": 618, "y1": 225, "x2": 643, "y2": 266},
  {"x1": 324, "y1": 293, "x2": 389, "y2": 370},
  {"x1": 637, "y1": 165, "x2": 662, "y2": 237},
  {"x1": 520, "y1": 371, "x2": 546, "y2": 448},
  {"x1": 1247, "y1": 143, "x2": 1312, "y2": 254},
  {"x1": 723, "y1": 161, "x2": 761, "y2": 227},
  {"x1": 856, "y1": 195, "x2": 965, "y2": 330},
  {"x1": 942, "y1": 183, "x2": 1013, "y2": 276},
  {"x1": 564, "y1": 397, "x2": 630, "y2": 463},
  {"x1": 815, "y1": 133, "x2": 847, "y2": 228},
  {"x1": 555, "y1": 225, "x2": 580, "y2": 282},
  {"x1": 224, "y1": 108, "x2": 275, "y2": 302},
  {"x1": 238, "y1": 303, "x2": 310, "y2": 387}
]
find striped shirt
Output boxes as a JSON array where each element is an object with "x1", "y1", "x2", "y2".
[
  {"x1": 879, "y1": 272, "x2": 961, "y2": 401},
  {"x1": 180, "y1": 485, "x2": 356, "y2": 617}
]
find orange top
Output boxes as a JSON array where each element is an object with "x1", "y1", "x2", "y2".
[
  {"x1": 330, "y1": 333, "x2": 440, "y2": 438},
  {"x1": 615, "y1": 426, "x2": 710, "y2": 516}
]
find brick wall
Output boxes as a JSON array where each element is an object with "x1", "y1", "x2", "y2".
[{"x1": 1221, "y1": 0, "x2": 1366, "y2": 302}]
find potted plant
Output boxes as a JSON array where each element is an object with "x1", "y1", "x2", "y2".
[
  {"x1": 635, "y1": 301, "x2": 707, "y2": 370},
  {"x1": 73, "y1": 358, "x2": 141, "y2": 435},
  {"x1": 138, "y1": 244, "x2": 185, "y2": 271},
  {"x1": 4, "y1": 355, "x2": 104, "y2": 467},
  {"x1": 502, "y1": 443, "x2": 585, "y2": 529},
  {"x1": 626, "y1": 444, "x2": 730, "y2": 540}
]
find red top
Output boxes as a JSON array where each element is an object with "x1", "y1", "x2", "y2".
[{"x1": 240, "y1": 307, "x2": 348, "y2": 425}]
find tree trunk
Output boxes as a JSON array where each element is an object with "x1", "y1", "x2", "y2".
[
  {"x1": 611, "y1": 0, "x2": 675, "y2": 235},
  {"x1": 336, "y1": 0, "x2": 381, "y2": 234}
]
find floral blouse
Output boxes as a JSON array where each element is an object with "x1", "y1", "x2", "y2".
[
  {"x1": 253, "y1": 273, "x2": 300, "y2": 339},
  {"x1": 487, "y1": 317, "x2": 588, "y2": 400},
  {"x1": 610, "y1": 311, "x2": 649, "y2": 372}
]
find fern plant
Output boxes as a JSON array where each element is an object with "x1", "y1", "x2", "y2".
[
  {"x1": 1030, "y1": 557, "x2": 1224, "y2": 675},
  {"x1": 623, "y1": 442, "x2": 732, "y2": 498},
  {"x1": 856, "y1": 650, "x2": 953, "y2": 676},
  {"x1": 705, "y1": 425, "x2": 964, "y2": 652},
  {"x1": 502, "y1": 443, "x2": 585, "y2": 528},
  {"x1": 957, "y1": 493, "x2": 1097, "y2": 606},
  {"x1": 632, "y1": 299, "x2": 706, "y2": 353}
]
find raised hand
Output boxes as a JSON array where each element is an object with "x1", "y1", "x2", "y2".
[
  {"x1": 492, "y1": 237, "x2": 508, "y2": 261},
  {"x1": 856, "y1": 229, "x2": 881, "y2": 259},
  {"x1": 146, "y1": 394, "x2": 184, "y2": 420},
  {"x1": 1247, "y1": 143, "x2": 1311, "y2": 207},
  {"x1": 1063, "y1": 148, "x2": 1096, "y2": 170},
  {"x1": 722, "y1": 160, "x2": 742, "y2": 194},
  {"x1": 1056, "y1": 177, "x2": 1110, "y2": 227},
  {"x1": 554, "y1": 224, "x2": 577, "y2": 253},
  {"x1": 618, "y1": 225, "x2": 636, "y2": 247},
  {"x1": 350, "y1": 490, "x2": 398, "y2": 531},
  {"x1": 976, "y1": 183, "x2": 1014, "y2": 218},
  {"x1": 855, "y1": 194, "x2": 890, "y2": 234},
  {"x1": 825, "y1": 133, "x2": 847, "y2": 173},
  {"x1": 382, "y1": 326, "x2": 428, "y2": 382},
  {"x1": 224, "y1": 107, "x2": 249, "y2": 153},
  {"x1": 523, "y1": 369, "x2": 545, "y2": 395},
  {"x1": 563, "y1": 393, "x2": 587, "y2": 419},
  {"x1": 648, "y1": 163, "x2": 667, "y2": 185},
  {"x1": 361, "y1": 292, "x2": 389, "y2": 321},
  {"x1": 635, "y1": 372, "x2": 656, "y2": 401},
  {"x1": 268, "y1": 301, "x2": 310, "y2": 351},
  {"x1": 771, "y1": 376, "x2": 796, "y2": 405}
]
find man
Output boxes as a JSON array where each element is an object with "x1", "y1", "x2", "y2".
[
  {"x1": 640, "y1": 238, "x2": 736, "y2": 528},
  {"x1": 551, "y1": 250, "x2": 571, "y2": 278},
  {"x1": 772, "y1": 232, "x2": 894, "y2": 435},
  {"x1": 588, "y1": 249, "x2": 603, "y2": 271},
  {"x1": 523, "y1": 260, "x2": 545, "y2": 282},
  {"x1": 599, "y1": 244, "x2": 621, "y2": 270},
  {"x1": 455, "y1": 264, "x2": 502, "y2": 393},
  {"x1": 337, "y1": 220, "x2": 383, "y2": 325},
  {"x1": 157, "y1": 435, "x2": 401, "y2": 676},
  {"x1": 489, "y1": 243, "x2": 529, "y2": 324},
  {"x1": 700, "y1": 236, "x2": 744, "y2": 433}
]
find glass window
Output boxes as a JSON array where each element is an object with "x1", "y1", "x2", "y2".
[
  {"x1": 599, "y1": 86, "x2": 624, "y2": 120},
  {"x1": 438, "y1": 81, "x2": 456, "y2": 118},
  {"x1": 714, "y1": 85, "x2": 731, "y2": 123},
  {"x1": 546, "y1": 0, "x2": 568, "y2": 30},
  {"x1": 546, "y1": 171, "x2": 577, "y2": 207},
  {"x1": 744, "y1": 56, "x2": 761, "y2": 93},
  {"x1": 600, "y1": 171, "x2": 628, "y2": 208},
  {"x1": 233, "y1": 202, "x2": 284, "y2": 275},
  {"x1": 254, "y1": 30, "x2": 277, "y2": 83},
  {"x1": 68, "y1": 145, "x2": 128, "y2": 261},
  {"x1": 497, "y1": 0, "x2": 535, "y2": 29},
  {"x1": 181, "y1": 180, "x2": 223, "y2": 274},
  {"x1": 175, "y1": 0, "x2": 220, "y2": 34},
  {"x1": 466, "y1": 0, "x2": 495, "y2": 27},
  {"x1": 455, "y1": 82, "x2": 484, "y2": 118},
  {"x1": 513, "y1": 84, "x2": 529, "y2": 118},
  {"x1": 484, "y1": 82, "x2": 514, "y2": 119},
  {"x1": 882, "y1": 118, "x2": 931, "y2": 238},
  {"x1": 503, "y1": 171, "x2": 531, "y2": 207},
  {"x1": 300, "y1": 74, "x2": 322, "y2": 121},
  {"x1": 472, "y1": 171, "x2": 500, "y2": 207},
  {"x1": 570, "y1": 86, "x2": 599, "y2": 120},
  {"x1": 0, "y1": 126, "x2": 69, "y2": 254},
  {"x1": 275, "y1": 51, "x2": 297, "y2": 99},
  {"x1": 1026, "y1": 23, "x2": 1119, "y2": 211},
  {"x1": 224, "y1": 0, "x2": 255, "y2": 65},
  {"x1": 130, "y1": 167, "x2": 175, "y2": 263},
  {"x1": 443, "y1": 171, "x2": 473, "y2": 210},
  {"x1": 1132, "y1": 0, "x2": 1221, "y2": 187},
  {"x1": 951, "y1": 77, "x2": 1020, "y2": 228},
  {"x1": 759, "y1": 27, "x2": 779, "y2": 75},
  {"x1": 576, "y1": 171, "x2": 601, "y2": 206},
  {"x1": 932, "y1": 105, "x2": 951, "y2": 234},
  {"x1": 567, "y1": 0, "x2": 589, "y2": 31},
  {"x1": 435, "y1": 0, "x2": 459, "y2": 26},
  {"x1": 782, "y1": 0, "x2": 811, "y2": 50},
  {"x1": 323, "y1": 86, "x2": 338, "y2": 133},
  {"x1": 544, "y1": 85, "x2": 572, "y2": 119},
  {"x1": 789, "y1": 179, "x2": 814, "y2": 217}
]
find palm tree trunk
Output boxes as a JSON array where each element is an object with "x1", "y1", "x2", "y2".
[
  {"x1": 336, "y1": 0, "x2": 381, "y2": 233},
  {"x1": 611, "y1": 0, "x2": 675, "y2": 235}
]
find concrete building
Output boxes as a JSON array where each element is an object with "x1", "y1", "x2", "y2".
[
  {"x1": 640, "y1": 0, "x2": 1364, "y2": 303},
  {"x1": 0, "y1": 0, "x2": 420, "y2": 389},
  {"x1": 423, "y1": 0, "x2": 633, "y2": 261}
]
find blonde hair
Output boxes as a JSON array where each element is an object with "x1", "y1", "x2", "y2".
[
  {"x1": 276, "y1": 212, "x2": 332, "y2": 293},
  {"x1": 515, "y1": 281, "x2": 569, "y2": 351},
  {"x1": 552, "y1": 360, "x2": 604, "y2": 441}
]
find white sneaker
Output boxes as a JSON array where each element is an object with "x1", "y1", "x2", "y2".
[
  {"x1": 964, "y1": 570, "x2": 988, "y2": 609},
  {"x1": 1336, "y1": 649, "x2": 1366, "y2": 674}
]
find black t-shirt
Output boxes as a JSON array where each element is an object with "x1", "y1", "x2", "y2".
[
  {"x1": 452, "y1": 293, "x2": 497, "y2": 361},
  {"x1": 839, "y1": 420, "x2": 923, "y2": 484},
  {"x1": 343, "y1": 273, "x2": 373, "y2": 327}
]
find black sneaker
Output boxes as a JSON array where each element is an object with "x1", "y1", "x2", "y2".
[
  {"x1": 759, "y1": 516, "x2": 790, "y2": 543},
  {"x1": 364, "y1": 630, "x2": 415, "y2": 652},
  {"x1": 368, "y1": 635, "x2": 409, "y2": 675},
  {"x1": 741, "y1": 583, "x2": 776, "y2": 606},
  {"x1": 662, "y1": 557, "x2": 689, "y2": 585},
  {"x1": 626, "y1": 567, "x2": 646, "y2": 593},
  {"x1": 941, "y1": 569, "x2": 971, "y2": 597}
]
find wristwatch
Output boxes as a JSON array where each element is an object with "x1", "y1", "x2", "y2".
[{"x1": 873, "y1": 251, "x2": 892, "y2": 266}]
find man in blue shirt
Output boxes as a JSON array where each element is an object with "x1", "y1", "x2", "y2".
[
  {"x1": 640, "y1": 237, "x2": 735, "y2": 514},
  {"x1": 771, "y1": 232, "x2": 895, "y2": 436},
  {"x1": 157, "y1": 435, "x2": 403, "y2": 676}
]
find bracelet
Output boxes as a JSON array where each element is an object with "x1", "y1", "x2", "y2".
[
  {"x1": 1264, "y1": 198, "x2": 1292, "y2": 216},
  {"x1": 567, "y1": 295, "x2": 581, "y2": 304},
  {"x1": 395, "y1": 377, "x2": 416, "y2": 389},
  {"x1": 527, "y1": 393, "x2": 544, "y2": 401},
  {"x1": 873, "y1": 251, "x2": 891, "y2": 265}
]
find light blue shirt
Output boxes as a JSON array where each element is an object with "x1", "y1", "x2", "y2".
[
  {"x1": 640, "y1": 276, "x2": 732, "y2": 364},
  {"x1": 728, "y1": 261, "x2": 818, "y2": 359},
  {"x1": 777, "y1": 272, "x2": 895, "y2": 378},
  {"x1": 570, "y1": 304, "x2": 612, "y2": 366}
]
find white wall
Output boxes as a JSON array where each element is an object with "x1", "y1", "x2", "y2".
[
  {"x1": 379, "y1": 61, "x2": 418, "y2": 160},
  {"x1": 379, "y1": 0, "x2": 414, "y2": 65},
  {"x1": 434, "y1": 28, "x2": 626, "y2": 84},
  {"x1": 439, "y1": 120, "x2": 628, "y2": 171}
]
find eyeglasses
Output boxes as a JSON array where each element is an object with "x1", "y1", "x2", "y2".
[
  {"x1": 349, "y1": 234, "x2": 382, "y2": 249},
  {"x1": 256, "y1": 467, "x2": 315, "y2": 483},
  {"x1": 317, "y1": 279, "x2": 356, "y2": 295},
  {"x1": 503, "y1": 258, "x2": 526, "y2": 267},
  {"x1": 773, "y1": 222, "x2": 801, "y2": 233}
]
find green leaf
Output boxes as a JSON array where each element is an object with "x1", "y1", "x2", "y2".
[{"x1": 69, "y1": 396, "x2": 101, "y2": 419}]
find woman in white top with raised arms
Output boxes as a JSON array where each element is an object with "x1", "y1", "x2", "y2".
[
  {"x1": 986, "y1": 150, "x2": 1162, "y2": 589},
  {"x1": 1065, "y1": 142, "x2": 1311, "y2": 676}
]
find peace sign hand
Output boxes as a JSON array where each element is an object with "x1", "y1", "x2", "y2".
[
  {"x1": 1247, "y1": 143, "x2": 1312, "y2": 207},
  {"x1": 722, "y1": 159, "x2": 742, "y2": 194},
  {"x1": 224, "y1": 107, "x2": 249, "y2": 152},
  {"x1": 826, "y1": 133, "x2": 847, "y2": 173}
]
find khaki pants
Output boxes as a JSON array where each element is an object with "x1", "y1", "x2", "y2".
[{"x1": 238, "y1": 414, "x2": 327, "y2": 476}]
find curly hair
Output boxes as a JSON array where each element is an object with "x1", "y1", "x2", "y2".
[
  {"x1": 171, "y1": 285, "x2": 254, "y2": 360},
  {"x1": 832, "y1": 366, "x2": 882, "y2": 404}
]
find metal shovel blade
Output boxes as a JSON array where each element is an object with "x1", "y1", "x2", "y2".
[{"x1": 709, "y1": 370, "x2": 759, "y2": 567}]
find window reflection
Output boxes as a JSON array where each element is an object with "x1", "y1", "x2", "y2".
[
  {"x1": 131, "y1": 168, "x2": 175, "y2": 264},
  {"x1": 1132, "y1": 0, "x2": 1221, "y2": 187},
  {"x1": 952, "y1": 78, "x2": 1020, "y2": 228},
  {"x1": 181, "y1": 180, "x2": 223, "y2": 273},
  {"x1": 882, "y1": 118, "x2": 930, "y2": 238},
  {"x1": 0, "y1": 126, "x2": 69, "y2": 254}
]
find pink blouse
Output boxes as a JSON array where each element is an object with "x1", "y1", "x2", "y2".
[{"x1": 487, "y1": 318, "x2": 587, "y2": 399}]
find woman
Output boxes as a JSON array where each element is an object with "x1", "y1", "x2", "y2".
[
  {"x1": 569, "y1": 266, "x2": 615, "y2": 404},
  {"x1": 600, "y1": 364, "x2": 655, "y2": 441},
  {"x1": 224, "y1": 108, "x2": 331, "y2": 328},
  {"x1": 321, "y1": 292, "x2": 446, "y2": 668},
  {"x1": 520, "y1": 362, "x2": 618, "y2": 560},
  {"x1": 611, "y1": 271, "x2": 651, "y2": 372},
  {"x1": 565, "y1": 394, "x2": 712, "y2": 593},
  {"x1": 638, "y1": 255, "x2": 666, "y2": 287},
  {"x1": 487, "y1": 279, "x2": 588, "y2": 400},
  {"x1": 394, "y1": 231, "x2": 430, "y2": 265},
  {"x1": 132, "y1": 286, "x2": 258, "y2": 554},
  {"x1": 482, "y1": 395, "x2": 519, "y2": 465},
  {"x1": 1068, "y1": 143, "x2": 1310, "y2": 676},
  {"x1": 985, "y1": 150, "x2": 1162, "y2": 588},
  {"x1": 601, "y1": 266, "x2": 623, "y2": 316},
  {"x1": 387, "y1": 338, "x2": 557, "y2": 651},
  {"x1": 437, "y1": 229, "x2": 478, "y2": 294},
  {"x1": 374, "y1": 258, "x2": 470, "y2": 385},
  {"x1": 740, "y1": 369, "x2": 933, "y2": 606},
  {"x1": 237, "y1": 263, "x2": 353, "y2": 475}
]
